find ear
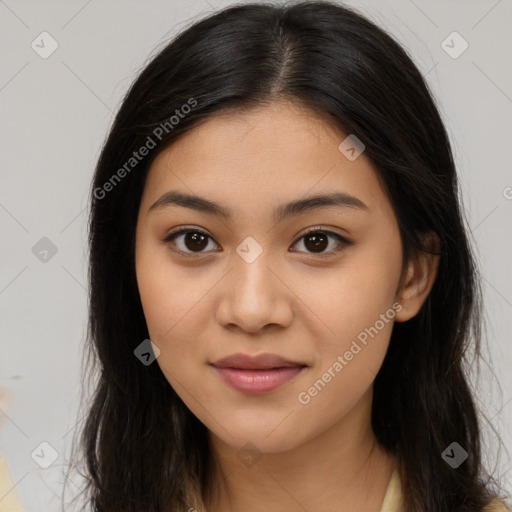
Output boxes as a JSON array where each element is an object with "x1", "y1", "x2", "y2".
[{"x1": 394, "y1": 231, "x2": 441, "y2": 323}]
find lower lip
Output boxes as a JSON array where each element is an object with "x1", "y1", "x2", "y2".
[{"x1": 212, "y1": 365, "x2": 306, "y2": 394}]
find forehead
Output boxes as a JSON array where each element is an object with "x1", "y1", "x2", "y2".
[{"x1": 140, "y1": 101, "x2": 391, "y2": 221}]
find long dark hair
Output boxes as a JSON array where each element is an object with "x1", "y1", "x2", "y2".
[{"x1": 64, "y1": 1, "x2": 508, "y2": 510}]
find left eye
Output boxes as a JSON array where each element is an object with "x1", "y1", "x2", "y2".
[
  {"x1": 164, "y1": 227, "x2": 350, "y2": 257},
  {"x1": 291, "y1": 228, "x2": 350, "y2": 256}
]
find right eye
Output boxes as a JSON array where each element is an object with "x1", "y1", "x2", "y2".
[{"x1": 164, "y1": 228, "x2": 220, "y2": 256}]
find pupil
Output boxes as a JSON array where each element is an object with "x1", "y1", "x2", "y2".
[
  {"x1": 305, "y1": 233, "x2": 327, "y2": 252},
  {"x1": 185, "y1": 232, "x2": 208, "y2": 251}
]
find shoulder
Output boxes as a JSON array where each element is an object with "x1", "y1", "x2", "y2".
[
  {"x1": 380, "y1": 467, "x2": 511, "y2": 512},
  {"x1": 0, "y1": 453, "x2": 26, "y2": 512},
  {"x1": 483, "y1": 498, "x2": 511, "y2": 512}
]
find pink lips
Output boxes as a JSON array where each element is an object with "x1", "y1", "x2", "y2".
[{"x1": 211, "y1": 352, "x2": 307, "y2": 394}]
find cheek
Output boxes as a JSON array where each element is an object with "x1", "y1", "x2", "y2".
[
  {"x1": 135, "y1": 244, "x2": 205, "y2": 391},
  {"x1": 136, "y1": 239, "x2": 206, "y2": 340},
  {"x1": 136, "y1": 259, "x2": 207, "y2": 401},
  {"x1": 294, "y1": 239, "x2": 401, "y2": 351},
  {"x1": 291, "y1": 238, "x2": 401, "y2": 406}
]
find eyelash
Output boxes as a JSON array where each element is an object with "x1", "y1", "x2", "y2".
[{"x1": 163, "y1": 226, "x2": 352, "y2": 258}]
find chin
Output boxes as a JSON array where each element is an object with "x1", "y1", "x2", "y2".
[{"x1": 209, "y1": 417, "x2": 308, "y2": 456}]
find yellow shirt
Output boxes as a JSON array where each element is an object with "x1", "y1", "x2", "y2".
[
  {"x1": 0, "y1": 454, "x2": 24, "y2": 512},
  {"x1": 380, "y1": 467, "x2": 511, "y2": 512}
]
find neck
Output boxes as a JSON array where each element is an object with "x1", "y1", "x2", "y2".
[{"x1": 204, "y1": 387, "x2": 396, "y2": 512}]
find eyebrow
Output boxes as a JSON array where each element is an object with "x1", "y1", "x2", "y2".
[{"x1": 147, "y1": 189, "x2": 369, "y2": 223}]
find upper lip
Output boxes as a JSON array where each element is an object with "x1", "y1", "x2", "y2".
[{"x1": 211, "y1": 352, "x2": 306, "y2": 370}]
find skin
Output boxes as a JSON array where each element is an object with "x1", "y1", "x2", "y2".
[{"x1": 135, "y1": 100, "x2": 440, "y2": 511}]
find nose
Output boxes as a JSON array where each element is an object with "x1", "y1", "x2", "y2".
[{"x1": 215, "y1": 251, "x2": 294, "y2": 334}]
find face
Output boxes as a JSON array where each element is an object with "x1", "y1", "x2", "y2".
[{"x1": 135, "y1": 101, "x2": 423, "y2": 455}]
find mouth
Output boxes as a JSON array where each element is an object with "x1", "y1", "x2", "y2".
[{"x1": 210, "y1": 352, "x2": 308, "y2": 394}]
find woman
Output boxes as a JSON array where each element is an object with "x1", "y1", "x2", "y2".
[{"x1": 68, "y1": 1, "x2": 510, "y2": 510}]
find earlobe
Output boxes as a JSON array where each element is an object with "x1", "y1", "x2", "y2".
[{"x1": 394, "y1": 231, "x2": 441, "y2": 323}]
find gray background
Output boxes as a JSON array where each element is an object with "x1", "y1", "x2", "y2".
[{"x1": 0, "y1": 0, "x2": 511, "y2": 510}]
